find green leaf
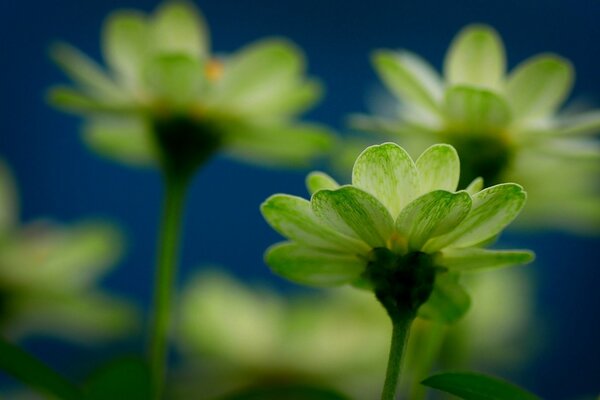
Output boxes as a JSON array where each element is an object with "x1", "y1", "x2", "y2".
[
  {"x1": 306, "y1": 172, "x2": 340, "y2": 195},
  {"x1": 422, "y1": 371, "x2": 540, "y2": 400},
  {"x1": 102, "y1": 11, "x2": 150, "y2": 89},
  {"x1": 0, "y1": 337, "x2": 82, "y2": 400},
  {"x1": 396, "y1": 191, "x2": 472, "y2": 251},
  {"x1": 436, "y1": 248, "x2": 535, "y2": 271},
  {"x1": 152, "y1": 0, "x2": 209, "y2": 57},
  {"x1": 372, "y1": 50, "x2": 443, "y2": 114},
  {"x1": 444, "y1": 24, "x2": 505, "y2": 90},
  {"x1": 418, "y1": 274, "x2": 470, "y2": 324},
  {"x1": 261, "y1": 194, "x2": 369, "y2": 253},
  {"x1": 222, "y1": 383, "x2": 350, "y2": 400},
  {"x1": 415, "y1": 144, "x2": 460, "y2": 193},
  {"x1": 352, "y1": 143, "x2": 419, "y2": 218},
  {"x1": 444, "y1": 86, "x2": 511, "y2": 132},
  {"x1": 311, "y1": 186, "x2": 394, "y2": 248},
  {"x1": 265, "y1": 242, "x2": 364, "y2": 287},
  {"x1": 84, "y1": 358, "x2": 151, "y2": 400},
  {"x1": 425, "y1": 183, "x2": 527, "y2": 251},
  {"x1": 506, "y1": 54, "x2": 573, "y2": 120},
  {"x1": 143, "y1": 54, "x2": 204, "y2": 107}
]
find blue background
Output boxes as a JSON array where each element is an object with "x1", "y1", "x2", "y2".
[{"x1": 1, "y1": 0, "x2": 599, "y2": 398}]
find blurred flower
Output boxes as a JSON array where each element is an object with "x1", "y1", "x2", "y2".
[
  {"x1": 0, "y1": 161, "x2": 137, "y2": 343},
  {"x1": 352, "y1": 24, "x2": 600, "y2": 232},
  {"x1": 49, "y1": 1, "x2": 334, "y2": 170},
  {"x1": 261, "y1": 142, "x2": 533, "y2": 322}
]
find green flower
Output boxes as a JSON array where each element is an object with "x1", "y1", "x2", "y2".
[
  {"x1": 353, "y1": 24, "x2": 600, "y2": 232},
  {"x1": 49, "y1": 0, "x2": 333, "y2": 170},
  {"x1": 261, "y1": 142, "x2": 533, "y2": 321},
  {"x1": 0, "y1": 161, "x2": 137, "y2": 342}
]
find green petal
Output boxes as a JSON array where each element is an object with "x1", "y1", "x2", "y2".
[
  {"x1": 152, "y1": 0, "x2": 209, "y2": 57},
  {"x1": 265, "y1": 242, "x2": 364, "y2": 287},
  {"x1": 352, "y1": 143, "x2": 419, "y2": 218},
  {"x1": 50, "y1": 43, "x2": 127, "y2": 102},
  {"x1": 506, "y1": 54, "x2": 573, "y2": 120},
  {"x1": 211, "y1": 39, "x2": 314, "y2": 116},
  {"x1": 306, "y1": 172, "x2": 340, "y2": 195},
  {"x1": 372, "y1": 50, "x2": 443, "y2": 114},
  {"x1": 102, "y1": 11, "x2": 150, "y2": 89},
  {"x1": 47, "y1": 87, "x2": 135, "y2": 114},
  {"x1": 418, "y1": 273, "x2": 471, "y2": 324},
  {"x1": 415, "y1": 144, "x2": 460, "y2": 193},
  {"x1": 436, "y1": 248, "x2": 535, "y2": 271},
  {"x1": 312, "y1": 187, "x2": 394, "y2": 248},
  {"x1": 464, "y1": 177, "x2": 483, "y2": 195},
  {"x1": 425, "y1": 183, "x2": 527, "y2": 251},
  {"x1": 444, "y1": 86, "x2": 511, "y2": 132},
  {"x1": 260, "y1": 194, "x2": 368, "y2": 253},
  {"x1": 556, "y1": 111, "x2": 600, "y2": 136},
  {"x1": 143, "y1": 54, "x2": 204, "y2": 107},
  {"x1": 444, "y1": 24, "x2": 505, "y2": 90},
  {"x1": 396, "y1": 191, "x2": 471, "y2": 251},
  {"x1": 225, "y1": 122, "x2": 335, "y2": 168}
]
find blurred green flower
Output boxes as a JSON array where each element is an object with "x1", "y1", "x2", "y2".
[
  {"x1": 352, "y1": 24, "x2": 600, "y2": 232},
  {"x1": 50, "y1": 0, "x2": 333, "y2": 170},
  {"x1": 0, "y1": 161, "x2": 137, "y2": 343},
  {"x1": 261, "y1": 142, "x2": 533, "y2": 322}
]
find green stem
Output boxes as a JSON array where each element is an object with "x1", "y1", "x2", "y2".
[
  {"x1": 149, "y1": 173, "x2": 189, "y2": 400},
  {"x1": 381, "y1": 313, "x2": 414, "y2": 400}
]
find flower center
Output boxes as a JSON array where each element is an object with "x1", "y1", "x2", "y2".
[{"x1": 205, "y1": 59, "x2": 224, "y2": 82}]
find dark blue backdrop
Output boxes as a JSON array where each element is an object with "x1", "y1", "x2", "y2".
[{"x1": 1, "y1": 0, "x2": 599, "y2": 398}]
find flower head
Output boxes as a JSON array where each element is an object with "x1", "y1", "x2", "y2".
[
  {"x1": 262, "y1": 143, "x2": 533, "y2": 320},
  {"x1": 49, "y1": 1, "x2": 333, "y2": 171},
  {"x1": 353, "y1": 24, "x2": 600, "y2": 232}
]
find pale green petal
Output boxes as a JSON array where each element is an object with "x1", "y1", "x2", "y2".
[
  {"x1": 143, "y1": 54, "x2": 204, "y2": 107},
  {"x1": 464, "y1": 177, "x2": 484, "y2": 195},
  {"x1": 0, "y1": 161, "x2": 18, "y2": 233},
  {"x1": 265, "y1": 242, "x2": 365, "y2": 287},
  {"x1": 48, "y1": 87, "x2": 136, "y2": 114},
  {"x1": 152, "y1": 0, "x2": 209, "y2": 57},
  {"x1": 50, "y1": 43, "x2": 127, "y2": 102},
  {"x1": 372, "y1": 50, "x2": 443, "y2": 113},
  {"x1": 416, "y1": 144, "x2": 460, "y2": 193},
  {"x1": 311, "y1": 187, "x2": 394, "y2": 248},
  {"x1": 444, "y1": 86, "x2": 511, "y2": 132},
  {"x1": 506, "y1": 54, "x2": 573, "y2": 119},
  {"x1": 418, "y1": 273, "x2": 470, "y2": 324},
  {"x1": 436, "y1": 248, "x2": 534, "y2": 271},
  {"x1": 396, "y1": 191, "x2": 471, "y2": 251},
  {"x1": 425, "y1": 183, "x2": 527, "y2": 251},
  {"x1": 306, "y1": 172, "x2": 340, "y2": 195},
  {"x1": 444, "y1": 24, "x2": 505, "y2": 90},
  {"x1": 260, "y1": 194, "x2": 369, "y2": 253},
  {"x1": 102, "y1": 11, "x2": 150, "y2": 89},
  {"x1": 352, "y1": 143, "x2": 419, "y2": 218},
  {"x1": 556, "y1": 111, "x2": 600, "y2": 136},
  {"x1": 224, "y1": 122, "x2": 335, "y2": 168}
]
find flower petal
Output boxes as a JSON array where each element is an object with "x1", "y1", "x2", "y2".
[
  {"x1": 418, "y1": 273, "x2": 471, "y2": 324},
  {"x1": 444, "y1": 86, "x2": 511, "y2": 132},
  {"x1": 152, "y1": 0, "x2": 209, "y2": 57},
  {"x1": 260, "y1": 194, "x2": 368, "y2": 253},
  {"x1": 396, "y1": 191, "x2": 472, "y2": 251},
  {"x1": 556, "y1": 111, "x2": 600, "y2": 136},
  {"x1": 265, "y1": 242, "x2": 365, "y2": 287},
  {"x1": 311, "y1": 187, "x2": 394, "y2": 248},
  {"x1": 372, "y1": 50, "x2": 443, "y2": 114},
  {"x1": 48, "y1": 87, "x2": 135, "y2": 114},
  {"x1": 444, "y1": 24, "x2": 505, "y2": 90},
  {"x1": 425, "y1": 183, "x2": 527, "y2": 251},
  {"x1": 352, "y1": 143, "x2": 419, "y2": 218},
  {"x1": 464, "y1": 177, "x2": 484, "y2": 195},
  {"x1": 506, "y1": 54, "x2": 573, "y2": 120},
  {"x1": 436, "y1": 247, "x2": 535, "y2": 271},
  {"x1": 306, "y1": 172, "x2": 340, "y2": 195},
  {"x1": 0, "y1": 161, "x2": 17, "y2": 233},
  {"x1": 416, "y1": 144, "x2": 460, "y2": 193},
  {"x1": 143, "y1": 54, "x2": 204, "y2": 107}
]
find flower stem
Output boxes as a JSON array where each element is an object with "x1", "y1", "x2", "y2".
[
  {"x1": 381, "y1": 313, "x2": 414, "y2": 400},
  {"x1": 149, "y1": 173, "x2": 189, "y2": 400}
]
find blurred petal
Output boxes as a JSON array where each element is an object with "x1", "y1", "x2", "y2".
[
  {"x1": 506, "y1": 54, "x2": 573, "y2": 119},
  {"x1": 444, "y1": 24, "x2": 505, "y2": 90},
  {"x1": 464, "y1": 177, "x2": 484, "y2": 195},
  {"x1": 556, "y1": 111, "x2": 600, "y2": 136},
  {"x1": 48, "y1": 87, "x2": 136, "y2": 114},
  {"x1": 306, "y1": 172, "x2": 340, "y2": 195},
  {"x1": 311, "y1": 187, "x2": 394, "y2": 248},
  {"x1": 144, "y1": 54, "x2": 204, "y2": 107},
  {"x1": 152, "y1": 0, "x2": 209, "y2": 57},
  {"x1": 265, "y1": 242, "x2": 364, "y2": 287},
  {"x1": 444, "y1": 86, "x2": 511, "y2": 132},
  {"x1": 436, "y1": 248, "x2": 535, "y2": 271},
  {"x1": 352, "y1": 143, "x2": 419, "y2": 218},
  {"x1": 418, "y1": 273, "x2": 471, "y2": 324},
  {"x1": 0, "y1": 161, "x2": 18, "y2": 233},
  {"x1": 416, "y1": 144, "x2": 460, "y2": 193}
]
